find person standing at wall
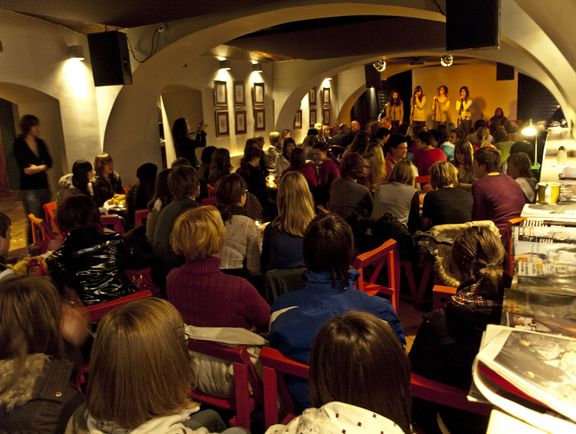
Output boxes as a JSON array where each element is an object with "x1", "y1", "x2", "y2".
[{"x1": 13, "y1": 114, "x2": 53, "y2": 244}]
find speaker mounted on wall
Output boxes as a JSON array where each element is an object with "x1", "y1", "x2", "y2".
[
  {"x1": 88, "y1": 31, "x2": 133, "y2": 86},
  {"x1": 446, "y1": 0, "x2": 500, "y2": 51},
  {"x1": 364, "y1": 64, "x2": 381, "y2": 89},
  {"x1": 496, "y1": 63, "x2": 515, "y2": 81}
]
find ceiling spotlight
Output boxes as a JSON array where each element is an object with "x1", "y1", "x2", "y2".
[
  {"x1": 440, "y1": 54, "x2": 454, "y2": 67},
  {"x1": 219, "y1": 59, "x2": 231, "y2": 70},
  {"x1": 252, "y1": 62, "x2": 263, "y2": 72},
  {"x1": 68, "y1": 45, "x2": 85, "y2": 60},
  {"x1": 372, "y1": 59, "x2": 386, "y2": 72}
]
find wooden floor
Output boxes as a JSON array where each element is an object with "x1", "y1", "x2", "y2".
[{"x1": 0, "y1": 192, "x2": 28, "y2": 252}]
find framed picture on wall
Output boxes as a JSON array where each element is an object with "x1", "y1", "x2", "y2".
[
  {"x1": 233, "y1": 81, "x2": 245, "y2": 106},
  {"x1": 323, "y1": 108, "x2": 330, "y2": 125},
  {"x1": 309, "y1": 87, "x2": 317, "y2": 105},
  {"x1": 293, "y1": 110, "x2": 302, "y2": 129},
  {"x1": 214, "y1": 81, "x2": 227, "y2": 106},
  {"x1": 253, "y1": 83, "x2": 265, "y2": 105},
  {"x1": 309, "y1": 108, "x2": 317, "y2": 126},
  {"x1": 322, "y1": 87, "x2": 330, "y2": 105},
  {"x1": 235, "y1": 110, "x2": 247, "y2": 134},
  {"x1": 215, "y1": 111, "x2": 229, "y2": 136},
  {"x1": 254, "y1": 109, "x2": 265, "y2": 131}
]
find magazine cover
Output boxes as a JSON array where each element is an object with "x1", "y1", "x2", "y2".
[{"x1": 475, "y1": 326, "x2": 576, "y2": 424}]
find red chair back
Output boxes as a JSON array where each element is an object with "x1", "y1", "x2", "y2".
[
  {"x1": 353, "y1": 239, "x2": 400, "y2": 312},
  {"x1": 43, "y1": 201, "x2": 61, "y2": 235},
  {"x1": 259, "y1": 347, "x2": 490, "y2": 430},
  {"x1": 28, "y1": 213, "x2": 50, "y2": 252},
  {"x1": 134, "y1": 209, "x2": 149, "y2": 228},
  {"x1": 100, "y1": 214, "x2": 125, "y2": 234},
  {"x1": 187, "y1": 339, "x2": 261, "y2": 430},
  {"x1": 201, "y1": 197, "x2": 218, "y2": 206},
  {"x1": 82, "y1": 290, "x2": 153, "y2": 321},
  {"x1": 415, "y1": 175, "x2": 431, "y2": 185}
]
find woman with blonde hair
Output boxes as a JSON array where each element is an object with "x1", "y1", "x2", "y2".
[
  {"x1": 168, "y1": 205, "x2": 269, "y2": 330},
  {"x1": 421, "y1": 161, "x2": 473, "y2": 229},
  {"x1": 0, "y1": 276, "x2": 86, "y2": 433},
  {"x1": 261, "y1": 171, "x2": 315, "y2": 273},
  {"x1": 266, "y1": 311, "x2": 411, "y2": 434},
  {"x1": 67, "y1": 297, "x2": 245, "y2": 433}
]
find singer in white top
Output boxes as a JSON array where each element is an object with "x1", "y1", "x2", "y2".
[
  {"x1": 432, "y1": 85, "x2": 450, "y2": 127},
  {"x1": 410, "y1": 85, "x2": 427, "y2": 126},
  {"x1": 456, "y1": 86, "x2": 472, "y2": 134}
]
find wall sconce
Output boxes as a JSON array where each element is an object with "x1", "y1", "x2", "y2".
[
  {"x1": 372, "y1": 59, "x2": 386, "y2": 72},
  {"x1": 440, "y1": 54, "x2": 454, "y2": 67},
  {"x1": 219, "y1": 59, "x2": 231, "y2": 70},
  {"x1": 252, "y1": 62, "x2": 263, "y2": 72},
  {"x1": 68, "y1": 45, "x2": 85, "y2": 60}
]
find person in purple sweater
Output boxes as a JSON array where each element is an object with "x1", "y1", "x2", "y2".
[
  {"x1": 167, "y1": 205, "x2": 270, "y2": 331},
  {"x1": 472, "y1": 147, "x2": 526, "y2": 235}
]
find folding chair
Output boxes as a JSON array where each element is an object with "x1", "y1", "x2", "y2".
[
  {"x1": 134, "y1": 209, "x2": 149, "y2": 228},
  {"x1": 27, "y1": 213, "x2": 50, "y2": 252},
  {"x1": 100, "y1": 214, "x2": 125, "y2": 234},
  {"x1": 82, "y1": 289, "x2": 153, "y2": 321},
  {"x1": 187, "y1": 339, "x2": 262, "y2": 431},
  {"x1": 353, "y1": 239, "x2": 400, "y2": 312},
  {"x1": 432, "y1": 284, "x2": 458, "y2": 310},
  {"x1": 43, "y1": 200, "x2": 60, "y2": 236}
]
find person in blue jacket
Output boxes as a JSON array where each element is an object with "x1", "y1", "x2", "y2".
[{"x1": 269, "y1": 212, "x2": 405, "y2": 409}]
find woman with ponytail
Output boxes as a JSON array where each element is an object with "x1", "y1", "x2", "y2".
[{"x1": 409, "y1": 226, "x2": 505, "y2": 434}]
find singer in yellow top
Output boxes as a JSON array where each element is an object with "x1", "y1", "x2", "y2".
[
  {"x1": 410, "y1": 86, "x2": 427, "y2": 126},
  {"x1": 456, "y1": 86, "x2": 472, "y2": 134},
  {"x1": 384, "y1": 89, "x2": 404, "y2": 132},
  {"x1": 432, "y1": 85, "x2": 450, "y2": 128}
]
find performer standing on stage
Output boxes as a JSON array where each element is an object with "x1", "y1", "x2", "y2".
[
  {"x1": 456, "y1": 86, "x2": 472, "y2": 134},
  {"x1": 410, "y1": 86, "x2": 427, "y2": 127},
  {"x1": 432, "y1": 85, "x2": 450, "y2": 128},
  {"x1": 383, "y1": 90, "x2": 404, "y2": 132}
]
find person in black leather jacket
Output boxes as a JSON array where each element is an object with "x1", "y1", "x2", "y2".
[{"x1": 46, "y1": 195, "x2": 136, "y2": 305}]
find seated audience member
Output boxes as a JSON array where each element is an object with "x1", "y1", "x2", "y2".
[
  {"x1": 410, "y1": 226, "x2": 505, "y2": 434},
  {"x1": 383, "y1": 134, "x2": 409, "y2": 182},
  {"x1": 372, "y1": 160, "x2": 419, "y2": 234},
  {"x1": 0, "y1": 276, "x2": 86, "y2": 433},
  {"x1": 270, "y1": 213, "x2": 405, "y2": 408},
  {"x1": 0, "y1": 212, "x2": 14, "y2": 281},
  {"x1": 168, "y1": 206, "x2": 269, "y2": 330},
  {"x1": 90, "y1": 153, "x2": 124, "y2": 207},
  {"x1": 284, "y1": 147, "x2": 317, "y2": 189},
  {"x1": 365, "y1": 141, "x2": 387, "y2": 191},
  {"x1": 261, "y1": 172, "x2": 315, "y2": 273},
  {"x1": 236, "y1": 145, "x2": 268, "y2": 209},
  {"x1": 440, "y1": 128, "x2": 459, "y2": 161},
  {"x1": 311, "y1": 141, "x2": 340, "y2": 206},
  {"x1": 197, "y1": 146, "x2": 217, "y2": 198},
  {"x1": 47, "y1": 196, "x2": 136, "y2": 305},
  {"x1": 245, "y1": 136, "x2": 269, "y2": 176},
  {"x1": 153, "y1": 165, "x2": 199, "y2": 272},
  {"x1": 67, "y1": 298, "x2": 243, "y2": 434},
  {"x1": 328, "y1": 123, "x2": 354, "y2": 147},
  {"x1": 266, "y1": 311, "x2": 411, "y2": 434},
  {"x1": 266, "y1": 131, "x2": 282, "y2": 169},
  {"x1": 489, "y1": 107, "x2": 508, "y2": 134},
  {"x1": 208, "y1": 148, "x2": 233, "y2": 187},
  {"x1": 414, "y1": 130, "x2": 446, "y2": 176},
  {"x1": 507, "y1": 152, "x2": 537, "y2": 202},
  {"x1": 275, "y1": 137, "x2": 295, "y2": 176},
  {"x1": 328, "y1": 152, "x2": 373, "y2": 221},
  {"x1": 472, "y1": 147, "x2": 526, "y2": 235},
  {"x1": 56, "y1": 160, "x2": 93, "y2": 206},
  {"x1": 126, "y1": 162, "x2": 157, "y2": 227},
  {"x1": 215, "y1": 174, "x2": 261, "y2": 277},
  {"x1": 454, "y1": 139, "x2": 475, "y2": 189},
  {"x1": 422, "y1": 161, "x2": 473, "y2": 229},
  {"x1": 145, "y1": 168, "x2": 172, "y2": 243}
]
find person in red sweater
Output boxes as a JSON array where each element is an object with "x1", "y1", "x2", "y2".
[
  {"x1": 167, "y1": 205, "x2": 270, "y2": 331},
  {"x1": 414, "y1": 130, "x2": 446, "y2": 176}
]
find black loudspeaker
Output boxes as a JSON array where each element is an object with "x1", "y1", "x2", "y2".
[
  {"x1": 364, "y1": 64, "x2": 381, "y2": 89},
  {"x1": 496, "y1": 63, "x2": 515, "y2": 81},
  {"x1": 446, "y1": 0, "x2": 500, "y2": 51},
  {"x1": 88, "y1": 31, "x2": 133, "y2": 86}
]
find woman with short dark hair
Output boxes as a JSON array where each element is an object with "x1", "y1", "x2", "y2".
[
  {"x1": 56, "y1": 160, "x2": 94, "y2": 206},
  {"x1": 47, "y1": 195, "x2": 136, "y2": 305}
]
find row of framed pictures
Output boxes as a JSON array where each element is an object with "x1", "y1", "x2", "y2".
[
  {"x1": 215, "y1": 109, "x2": 266, "y2": 136},
  {"x1": 293, "y1": 108, "x2": 331, "y2": 129},
  {"x1": 214, "y1": 80, "x2": 265, "y2": 107},
  {"x1": 308, "y1": 86, "x2": 330, "y2": 106}
]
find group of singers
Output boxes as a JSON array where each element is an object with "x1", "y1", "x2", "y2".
[{"x1": 379, "y1": 85, "x2": 474, "y2": 133}]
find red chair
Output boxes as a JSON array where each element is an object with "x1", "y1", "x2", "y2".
[
  {"x1": 187, "y1": 339, "x2": 261, "y2": 431},
  {"x1": 432, "y1": 284, "x2": 458, "y2": 310},
  {"x1": 134, "y1": 209, "x2": 149, "y2": 228},
  {"x1": 260, "y1": 347, "x2": 490, "y2": 430},
  {"x1": 100, "y1": 214, "x2": 125, "y2": 234},
  {"x1": 28, "y1": 213, "x2": 50, "y2": 252},
  {"x1": 201, "y1": 197, "x2": 217, "y2": 206},
  {"x1": 353, "y1": 239, "x2": 400, "y2": 312},
  {"x1": 82, "y1": 290, "x2": 153, "y2": 321},
  {"x1": 43, "y1": 200, "x2": 60, "y2": 235},
  {"x1": 260, "y1": 346, "x2": 309, "y2": 428},
  {"x1": 415, "y1": 175, "x2": 431, "y2": 185}
]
